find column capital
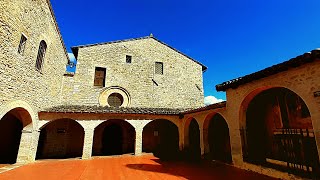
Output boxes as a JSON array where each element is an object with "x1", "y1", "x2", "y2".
[
  {"x1": 21, "y1": 130, "x2": 33, "y2": 133},
  {"x1": 83, "y1": 128, "x2": 94, "y2": 132}
]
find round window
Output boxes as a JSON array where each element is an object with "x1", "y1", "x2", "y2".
[{"x1": 107, "y1": 93, "x2": 124, "y2": 107}]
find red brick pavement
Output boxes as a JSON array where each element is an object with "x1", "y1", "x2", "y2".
[{"x1": 0, "y1": 154, "x2": 277, "y2": 180}]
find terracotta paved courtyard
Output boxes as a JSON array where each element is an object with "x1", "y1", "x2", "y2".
[{"x1": 0, "y1": 154, "x2": 277, "y2": 180}]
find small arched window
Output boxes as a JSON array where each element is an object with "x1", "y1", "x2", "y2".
[{"x1": 35, "y1": 40, "x2": 47, "y2": 72}]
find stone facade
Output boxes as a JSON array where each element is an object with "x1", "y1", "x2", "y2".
[
  {"x1": 62, "y1": 37, "x2": 205, "y2": 109},
  {"x1": 0, "y1": 0, "x2": 68, "y2": 121}
]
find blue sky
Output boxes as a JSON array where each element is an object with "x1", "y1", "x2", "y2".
[{"x1": 51, "y1": 0, "x2": 320, "y2": 104}]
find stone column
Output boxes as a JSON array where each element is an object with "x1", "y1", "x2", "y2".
[
  {"x1": 82, "y1": 128, "x2": 94, "y2": 159},
  {"x1": 17, "y1": 130, "x2": 40, "y2": 163},
  {"x1": 199, "y1": 124, "x2": 205, "y2": 156},
  {"x1": 77, "y1": 120, "x2": 105, "y2": 159},
  {"x1": 179, "y1": 123, "x2": 184, "y2": 151},
  {"x1": 135, "y1": 128, "x2": 143, "y2": 155},
  {"x1": 125, "y1": 120, "x2": 152, "y2": 156}
]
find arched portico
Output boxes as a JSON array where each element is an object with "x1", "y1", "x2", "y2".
[
  {"x1": 203, "y1": 113, "x2": 232, "y2": 163},
  {"x1": 36, "y1": 119, "x2": 84, "y2": 159},
  {"x1": 240, "y1": 87, "x2": 319, "y2": 177},
  {"x1": 0, "y1": 107, "x2": 33, "y2": 164},
  {"x1": 142, "y1": 119, "x2": 180, "y2": 160},
  {"x1": 183, "y1": 118, "x2": 201, "y2": 161},
  {"x1": 92, "y1": 119, "x2": 135, "y2": 156}
]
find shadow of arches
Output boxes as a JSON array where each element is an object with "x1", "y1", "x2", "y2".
[
  {"x1": 36, "y1": 119, "x2": 84, "y2": 159},
  {"x1": 92, "y1": 120, "x2": 135, "y2": 156},
  {"x1": 0, "y1": 108, "x2": 32, "y2": 164},
  {"x1": 207, "y1": 114, "x2": 232, "y2": 163},
  {"x1": 142, "y1": 119, "x2": 179, "y2": 160}
]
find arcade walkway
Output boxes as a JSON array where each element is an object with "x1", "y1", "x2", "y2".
[{"x1": 0, "y1": 154, "x2": 276, "y2": 180}]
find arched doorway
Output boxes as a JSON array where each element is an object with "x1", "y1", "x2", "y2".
[
  {"x1": 0, "y1": 108, "x2": 32, "y2": 164},
  {"x1": 242, "y1": 87, "x2": 319, "y2": 177},
  {"x1": 186, "y1": 119, "x2": 201, "y2": 161},
  {"x1": 207, "y1": 114, "x2": 232, "y2": 163},
  {"x1": 92, "y1": 120, "x2": 135, "y2": 156},
  {"x1": 36, "y1": 119, "x2": 84, "y2": 159},
  {"x1": 142, "y1": 120, "x2": 179, "y2": 160}
]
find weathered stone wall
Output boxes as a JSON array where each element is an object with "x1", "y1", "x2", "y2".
[
  {"x1": 62, "y1": 37, "x2": 204, "y2": 109},
  {"x1": 0, "y1": 0, "x2": 68, "y2": 118}
]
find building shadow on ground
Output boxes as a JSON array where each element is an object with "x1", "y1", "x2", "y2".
[{"x1": 126, "y1": 158, "x2": 278, "y2": 180}]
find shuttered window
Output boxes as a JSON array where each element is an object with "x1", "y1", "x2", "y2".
[
  {"x1": 155, "y1": 62, "x2": 163, "y2": 75},
  {"x1": 94, "y1": 67, "x2": 106, "y2": 87},
  {"x1": 126, "y1": 55, "x2": 132, "y2": 63},
  {"x1": 35, "y1": 40, "x2": 47, "y2": 72},
  {"x1": 18, "y1": 34, "x2": 27, "y2": 55}
]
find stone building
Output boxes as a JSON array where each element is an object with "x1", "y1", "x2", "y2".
[
  {"x1": 0, "y1": 0, "x2": 319, "y2": 179},
  {"x1": 62, "y1": 36, "x2": 206, "y2": 109}
]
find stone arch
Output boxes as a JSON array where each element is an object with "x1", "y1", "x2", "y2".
[
  {"x1": 203, "y1": 112, "x2": 232, "y2": 163},
  {"x1": 36, "y1": 119, "x2": 84, "y2": 159},
  {"x1": 99, "y1": 86, "x2": 131, "y2": 107},
  {"x1": 77, "y1": 120, "x2": 106, "y2": 131},
  {"x1": 183, "y1": 118, "x2": 201, "y2": 161},
  {"x1": 183, "y1": 117, "x2": 201, "y2": 147},
  {"x1": 142, "y1": 119, "x2": 180, "y2": 160},
  {"x1": 240, "y1": 86, "x2": 319, "y2": 175},
  {"x1": 92, "y1": 119, "x2": 135, "y2": 156},
  {"x1": 239, "y1": 85, "x2": 315, "y2": 129},
  {"x1": 0, "y1": 106, "x2": 34, "y2": 164},
  {"x1": 0, "y1": 100, "x2": 36, "y2": 130}
]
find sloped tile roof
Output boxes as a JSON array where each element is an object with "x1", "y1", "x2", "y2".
[
  {"x1": 181, "y1": 101, "x2": 226, "y2": 114},
  {"x1": 41, "y1": 102, "x2": 227, "y2": 116},
  {"x1": 41, "y1": 105, "x2": 186, "y2": 115},
  {"x1": 216, "y1": 49, "x2": 320, "y2": 91}
]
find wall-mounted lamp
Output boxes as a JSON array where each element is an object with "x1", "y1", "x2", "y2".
[{"x1": 314, "y1": 91, "x2": 320, "y2": 97}]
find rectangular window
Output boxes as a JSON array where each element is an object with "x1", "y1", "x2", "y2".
[
  {"x1": 94, "y1": 67, "x2": 106, "y2": 87},
  {"x1": 126, "y1": 55, "x2": 132, "y2": 63},
  {"x1": 155, "y1": 62, "x2": 163, "y2": 75},
  {"x1": 18, "y1": 34, "x2": 27, "y2": 55}
]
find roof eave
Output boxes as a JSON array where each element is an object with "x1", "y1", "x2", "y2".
[
  {"x1": 215, "y1": 49, "x2": 320, "y2": 92},
  {"x1": 45, "y1": 0, "x2": 70, "y2": 64}
]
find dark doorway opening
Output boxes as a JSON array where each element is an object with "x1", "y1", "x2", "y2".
[
  {"x1": 92, "y1": 120, "x2": 135, "y2": 156},
  {"x1": 0, "y1": 113, "x2": 23, "y2": 164},
  {"x1": 187, "y1": 119, "x2": 201, "y2": 161},
  {"x1": 143, "y1": 120, "x2": 179, "y2": 160},
  {"x1": 102, "y1": 124, "x2": 123, "y2": 155},
  {"x1": 208, "y1": 114, "x2": 232, "y2": 163},
  {"x1": 36, "y1": 119, "x2": 84, "y2": 159}
]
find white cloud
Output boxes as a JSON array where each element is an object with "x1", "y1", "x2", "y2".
[
  {"x1": 68, "y1": 53, "x2": 76, "y2": 63},
  {"x1": 204, "y1": 96, "x2": 225, "y2": 106}
]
